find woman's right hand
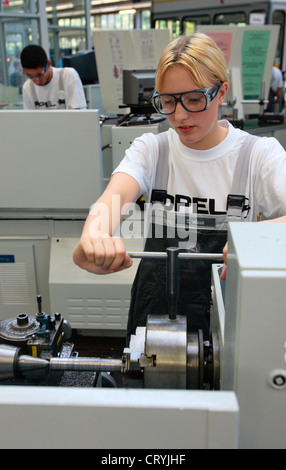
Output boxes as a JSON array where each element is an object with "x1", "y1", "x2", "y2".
[{"x1": 73, "y1": 232, "x2": 133, "y2": 275}]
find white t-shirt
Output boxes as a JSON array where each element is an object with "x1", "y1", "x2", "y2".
[
  {"x1": 270, "y1": 66, "x2": 283, "y2": 93},
  {"x1": 114, "y1": 120, "x2": 286, "y2": 222},
  {"x1": 22, "y1": 67, "x2": 87, "y2": 109}
]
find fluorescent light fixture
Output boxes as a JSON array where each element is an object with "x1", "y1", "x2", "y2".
[
  {"x1": 46, "y1": 2, "x2": 73, "y2": 11},
  {"x1": 119, "y1": 9, "x2": 136, "y2": 14}
]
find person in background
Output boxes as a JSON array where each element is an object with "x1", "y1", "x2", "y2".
[
  {"x1": 73, "y1": 33, "x2": 286, "y2": 344},
  {"x1": 266, "y1": 65, "x2": 283, "y2": 112},
  {"x1": 9, "y1": 60, "x2": 22, "y2": 88},
  {"x1": 20, "y1": 44, "x2": 87, "y2": 110}
]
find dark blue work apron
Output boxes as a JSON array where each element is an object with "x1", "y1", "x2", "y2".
[
  {"x1": 126, "y1": 132, "x2": 259, "y2": 344},
  {"x1": 126, "y1": 211, "x2": 227, "y2": 342}
]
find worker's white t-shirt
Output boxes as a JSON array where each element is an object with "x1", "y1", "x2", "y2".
[
  {"x1": 270, "y1": 66, "x2": 283, "y2": 93},
  {"x1": 22, "y1": 67, "x2": 87, "y2": 109},
  {"x1": 114, "y1": 120, "x2": 286, "y2": 222}
]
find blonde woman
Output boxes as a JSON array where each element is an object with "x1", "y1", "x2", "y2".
[{"x1": 73, "y1": 33, "x2": 286, "y2": 342}]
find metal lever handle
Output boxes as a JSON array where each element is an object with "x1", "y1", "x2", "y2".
[
  {"x1": 166, "y1": 248, "x2": 179, "y2": 320},
  {"x1": 127, "y1": 251, "x2": 223, "y2": 260},
  {"x1": 127, "y1": 249, "x2": 223, "y2": 321}
]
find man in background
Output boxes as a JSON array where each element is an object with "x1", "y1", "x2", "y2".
[
  {"x1": 266, "y1": 65, "x2": 283, "y2": 112},
  {"x1": 20, "y1": 44, "x2": 87, "y2": 110}
]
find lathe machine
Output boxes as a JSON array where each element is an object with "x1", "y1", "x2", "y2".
[
  {"x1": 0, "y1": 248, "x2": 220, "y2": 390},
  {"x1": 0, "y1": 222, "x2": 285, "y2": 449}
]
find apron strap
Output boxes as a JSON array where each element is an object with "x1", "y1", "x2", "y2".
[
  {"x1": 30, "y1": 81, "x2": 38, "y2": 107},
  {"x1": 58, "y1": 68, "x2": 64, "y2": 90},
  {"x1": 230, "y1": 133, "x2": 259, "y2": 194},
  {"x1": 58, "y1": 69, "x2": 66, "y2": 106},
  {"x1": 227, "y1": 133, "x2": 259, "y2": 219},
  {"x1": 154, "y1": 132, "x2": 170, "y2": 189}
]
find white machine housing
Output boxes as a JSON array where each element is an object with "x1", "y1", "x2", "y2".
[{"x1": 221, "y1": 222, "x2": 286, "y2": 449}]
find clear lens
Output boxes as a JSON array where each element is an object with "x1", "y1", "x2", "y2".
[
  {"x1": 158, "y1": 95, "x2": 176, "y2": 114},
  {"x1": 182, "y1": 91, "x2": 207, "y2": 112}
]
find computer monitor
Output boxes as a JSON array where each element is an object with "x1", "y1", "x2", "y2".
[
  {"x1": 123, "y1": 69, "x2": 156, "y2": 107},
  {"x1": 62, "y1": 50, "x2": 99, "y2": 85}
]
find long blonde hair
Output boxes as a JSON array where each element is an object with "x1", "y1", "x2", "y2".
[{"x1": 155, "y1": 32, "x2": 228, "y2": 91}]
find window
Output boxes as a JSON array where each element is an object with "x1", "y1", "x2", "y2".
[
  {"x1": 183, "y1": 15, "x2": 211, "y2": 35},
  {"x1": 214, "y1": 12, "x2": 247, "y2": 26},
  {"x1": 142, "y1": 10, "x2": 151, "y2": 29},
  {"x1": 154, "y1": 19, "x2": 181, "y2": 39},
  {"x1": 1, "y1": 0, "x2": 39, "y2": 14}
]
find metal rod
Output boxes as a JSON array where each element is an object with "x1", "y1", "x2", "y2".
[
  {"x1": 50, "y1": 357, "x2": 123, "y2": 373},
  {"x1": 166, "y1": 248, "x2": 179, "y2": 320},
  {"x1": 222, "y1": 99, "x2": 269, "y2": 106},
  {"x1": 240, "y1": 100, "x2": 268, "y2": 104},
  {"x1": 127, "y1": 251, "x2": 224, "y2": 260}
]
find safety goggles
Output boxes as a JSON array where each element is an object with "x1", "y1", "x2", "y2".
[
  {"x1": 151, "y1": 83, "x2": 222, "y2": 115},
  {"x1": 25, "y1": 63, "x2": 48, "y2": 80}
]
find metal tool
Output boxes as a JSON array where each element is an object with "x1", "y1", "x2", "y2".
[
  {"x1": 0, "y1": 344, "x2": 49, "y2": 380},
  {"x1": 127, "y1": 251, "x2": 224, "y2": 260},
  {"x1": 0, "y1": 294, "x2": 72, "y2": 357},
  {"x1": 127, "y1": 248, "x2": 223, "y2": 321},
  {"x1": 50, "y1": 356, "x2": 123, "y2": 373},
  {"x1": 125, "y1": 247, "x2": 221, "y2": 389}
]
